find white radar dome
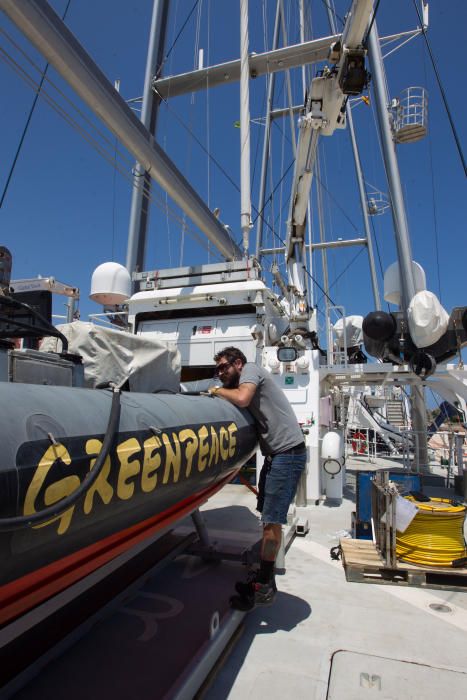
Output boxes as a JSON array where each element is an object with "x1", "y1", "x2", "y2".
[
  {"x1": 384, "y1": 261, "x2": 426, "y2": 306},
  {"x1": 90, "y1": 262, "x2": 131, "y2": 306}
]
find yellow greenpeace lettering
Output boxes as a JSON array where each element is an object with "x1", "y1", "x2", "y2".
[
  {"x1": 209, "y1": 426, "x2": 219, "y2": 467},
  {"x1": 23, "y1": 443, "x2": 79, "y2": 535},
  {"x1": 179, "y1": 429, "x2": 198, "y2": 477},
  {"x1": 41, "y1": 476, "x2": 82, "y2": 535},
  {"x1": 219, "y1": 427, "x2": 230, "y2": 461},
  {"x1": 162, "y1": 433, "x2": 181, "y2": 484},
  {"x1": 141, "y1": 435, "x2": 162, "y2": 493},
  {"x1": 117, "y1": 438, "x2": 141, "y2": 500},
  {"x1": 84, "y1": 439, "x2": 113, "y2": 514},
  {"x1": 197, "y1": 425, "x2": 209, "y2": 472},
  {"x1": 227, "y1": 423, "x2": 237, "y2": 458},
  {"x1": 24, "y1": 421, "x2": 240, "y2": 535}
]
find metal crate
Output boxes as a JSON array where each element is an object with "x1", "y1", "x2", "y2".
[{"x1": 9, "y1": 349, "x2": 75, "y2": 387}]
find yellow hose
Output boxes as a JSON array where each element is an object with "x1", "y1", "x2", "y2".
[{"x1": 396, "y1": 497, "x2": 467, "y2": 567}]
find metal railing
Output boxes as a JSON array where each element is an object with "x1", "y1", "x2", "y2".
[
  {"x1": 88, "y1": 311, "x2": 130, "y2": 330},
  {"x1": 326, "y1": 305, "x2": 347, "y2": 367},
  {"x1": 392, "y1": 86, "x2": 428, "y2": 144},
  {"x1": 344, "y1": 426, "x2": 466, "y2": 481}
]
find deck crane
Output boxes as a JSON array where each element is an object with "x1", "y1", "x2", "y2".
[{"x1": 284, "y1": 0, "x2": 372, "y2": 326}]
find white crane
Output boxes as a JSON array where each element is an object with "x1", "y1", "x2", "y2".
[{"x1": 284, "y1": 0, "x2": 373, "y2": 322}]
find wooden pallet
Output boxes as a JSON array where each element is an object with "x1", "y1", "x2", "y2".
[{"x1": 340, "y1": 538, "x2": 467, "y2": 592}]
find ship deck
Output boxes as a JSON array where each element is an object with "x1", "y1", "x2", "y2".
[{"x1": 6, "y1": 463, "x2": 467, "y2": 699}]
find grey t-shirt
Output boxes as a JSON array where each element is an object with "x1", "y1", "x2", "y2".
[{"x1": 239, "y1": 363, "x2": 304, "y2": 456}]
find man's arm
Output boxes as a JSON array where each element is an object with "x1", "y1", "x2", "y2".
[{"x1": 209, "y1": 382, "x2": 256, "y2": 408}]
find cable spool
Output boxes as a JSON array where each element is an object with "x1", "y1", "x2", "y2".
[{"x1": 396, "y1": 497, "x2": 467, "y2": 567}]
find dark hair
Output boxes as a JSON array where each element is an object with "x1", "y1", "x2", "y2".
[{"x1": 214, "y1": 346, "x2": 247, "y2": 366}]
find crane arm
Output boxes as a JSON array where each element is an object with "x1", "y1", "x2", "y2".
[{"x1": 284, "y1": 0, "x2": 373, "y2": 319}]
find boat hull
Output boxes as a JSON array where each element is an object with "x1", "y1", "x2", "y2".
[{"x1": 0, "y1": 383, "x2": 257, "y2": 625}]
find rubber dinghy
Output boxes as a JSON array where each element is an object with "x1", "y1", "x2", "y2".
[{"x1": 0, "y1": 382, "x2": 257, "y2": 627}]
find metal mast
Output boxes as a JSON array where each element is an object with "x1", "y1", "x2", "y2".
[
  {"x1": 367, "y1": 22, "x2": 428, "y2": 470},
  {"x1": 126, "y1": 0, "x2": 170, "y2": 278},
  {"x1": 367, "y1": 25, "x2": 416, "y2": 304},
  {"x1": 239, "y1": 0, "x2": 252, "y2": 254},
  {"x1": 254, "y1": 1, "x2": 281, "y2": 260}
]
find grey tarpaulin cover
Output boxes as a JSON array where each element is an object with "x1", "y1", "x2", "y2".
[{"x1": 41, "y1": 321, "x2": 180, "y2": 392}]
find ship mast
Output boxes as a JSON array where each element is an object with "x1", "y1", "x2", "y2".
[
  {"x1": 126, "y1": 0, "x2": 170, "y2": 280},
  {"x1": 367, "y1": 22, "x2": 429, "y2": 471}
]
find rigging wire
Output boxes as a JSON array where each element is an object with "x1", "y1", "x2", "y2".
[
  {"x1": 320, "y1": 143, "x2": 338, "y2": 298},
  {"x1": 251, "y1": 0, "x2": 269, "y2": 191},
  {"x1": 0, "y1": 27, "x2": 135, "y2": 171},
  {"x1": 111, "y1": 80, "x2": 120, "y2": 260},
  {"x1": 363, "y1": 0, "x2": 382, "y2": 46},
  {"x1": 179, "y1": 0, "x2": 203, "y2": 266},
  {"x1": 368, "y1": 212, "x2": 389, "y2": 307},
  {"x1": 411, "y1": 0, "x2": 467, "y2": 177},
  {"x1": 0, "y1": 47, "x2": 133, "y2": 172},
  {"x1": 314, "y1": 173, "x2": 360, "y2": 233},
  {"x1": 285, "y1": 34, "x2": 368, "y2": 247},
  {"x1": 277, "y1": 86, "x2": 287, "y2": 259},
  {"x1": 158, "y1": 0, "x2": 200, "y2": 77},
  {"x1": 206, "y1": 0, "x2": 211, "y2": 262},
  {"x1": 163, "y1": 0, "x2": 180, "y2": 267},
  {"x1": 0, "y1": 34, "x2": 223, "y2": 261},
  {"x1": 303, "y1": 263, "x2": 340, "y2": 312},
  {"x1": 328, "y1": 246, "x2": 365, "y2": 294},
  {"x1": 318, "y1": 0, "x2": 345, "y2": 28},
  {"x1": 251, "y1": 85, "x2": 268, "y2": 192},
  {"x1": 250, "y1": 158, "x2": 295, "y2": 247},
  {"x1": 421, "y1": 32, "x2": 442, "y2": 301},
  {"x1": 268, "y1": 133, "x2": 278, "y2": 267},
  {"x1": 163, "y1": 140, "x2": 173, "y2": 266},
  {"x1": 0, "y1": 0, "x2": 73, "y2": 209},
  {"x1": 315, "y1": 244, "x2": 368, "y2": 309},
  {"x1": 159, "y1": 91, "x2": 283, "y2": 248}
]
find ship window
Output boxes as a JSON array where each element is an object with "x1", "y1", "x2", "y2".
[
  {"x1": 135, "y1": 303, "x2": 256, "y2": 332},
  {"x1": 277, "y1": 347, "x2": 297, "y2": 362}
]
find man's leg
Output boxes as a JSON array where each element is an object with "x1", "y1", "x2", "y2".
[
  {"x1": 261, "y1": 523, "x2": 282, "y2": 560},
  {"x1": 231, "y1": 452, "x2": 305, "y2": 609},
  {"x1": 257, "y1": 522, "x2": 281, "y2": 584}
]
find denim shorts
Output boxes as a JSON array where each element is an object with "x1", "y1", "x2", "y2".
[{"x1": 260, "y1": 448, "x2": 307, "y2": 525}]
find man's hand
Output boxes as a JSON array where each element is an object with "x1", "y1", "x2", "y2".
[{"x1": 209, "y1": 382, "x2": 256, "y2": 408}]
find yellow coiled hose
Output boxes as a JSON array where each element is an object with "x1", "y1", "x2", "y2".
[{"x1": 396, "y1": 497, "x2": 467, "y2": 567}]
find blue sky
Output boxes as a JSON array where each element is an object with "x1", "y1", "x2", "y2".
[{"x1": 0, "y1": 0, "x2": 465, "y2": 329}]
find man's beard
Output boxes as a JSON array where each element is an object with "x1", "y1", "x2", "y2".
[{"x1": 221, "y1": 367, "x2": 240, "y2": 389}]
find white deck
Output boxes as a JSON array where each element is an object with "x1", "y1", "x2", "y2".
[
  {"x1": 200, "y1": 481, "x2": 467, "y2": 699},
  {"x1": 8, "y1": 472, "x2": 467, "y2": 699}
]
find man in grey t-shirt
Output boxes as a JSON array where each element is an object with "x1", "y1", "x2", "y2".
[{"x1": 210, "y1": 346, "x2": 306, "y2": 610}]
